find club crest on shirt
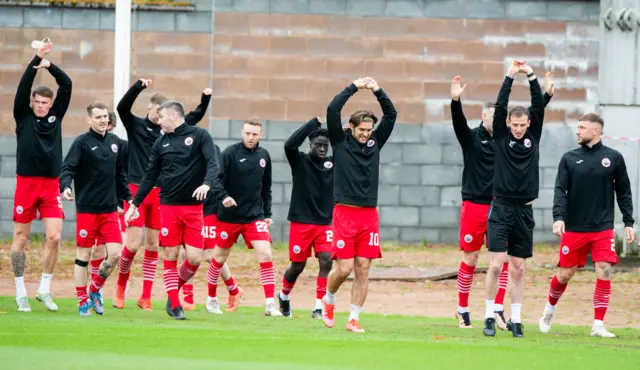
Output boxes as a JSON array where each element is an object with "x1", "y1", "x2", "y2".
[
  {"x1": 601, "y1": 158, "x2": 611, "y2": 168},
  {"x1": 324, "y1": 161, "x2": 333, "y2": 169},
  {"x1": 292, "y1": 245, "x2": 301, "y2": 254},
  {"x1": 48, "y1": 116, "x2": 56, "y2": 123},
  {"x1": 524, "y1": 138, "x2": 532, "y2": 148},
  {"x1": 367, "y1": 139, "x2": 375, "y2": 147},
  {"x1": 111, "y1": 144, "x2": 118, "y2": 153},
  {"x1": 184, "y1": 137, "x2": 193, "y2": 146},
  {"x1": 79, "y1": 229, "x2": 88, "y2": 238},
  {"x1": 260, "y1": 158, "x2": 266, "y2": 168}
]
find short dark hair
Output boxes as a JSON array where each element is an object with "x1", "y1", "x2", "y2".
[
  {"x1": 157, "y1": 100, "x2": 185, "y2": 118},
  {"x1": 150, "y1": 93, "x2": 168, "y2": 106},
  {"x1": 32, "y1": 85, "x2": 54, "y2": 99},
  {"x1": 244, "y1": 118, "x2": 262, "y2": 127},
  {"x1": 483, "y1": 101, "x2": 495, "y2": 110},
  {"x1": 86, "y1": 101, "x2": 109, "y2": 116},
  {"x1": 108, "y1": 112, "x2": 117, "y2": 126},
  {"x1": 308, "y1": 128, "x2": 328, "y2": 141},
  {"x1": 349, "y1": 109, "x2": 378, "y2": 127},
  {"x1": 508, "y1": 106, "x2": 529, "y2": 119},
  {"x1": 578, "y1": 113, "x2": 604, "y2": 127}
]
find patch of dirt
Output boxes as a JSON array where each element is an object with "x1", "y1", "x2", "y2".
[{"x1": 2, "y1": 242, "x2": 639, "y2": 328}]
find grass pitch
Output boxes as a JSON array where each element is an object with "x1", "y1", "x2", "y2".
[{"x1": 0, "y1": 297, "x2": 639, "y2": 369}]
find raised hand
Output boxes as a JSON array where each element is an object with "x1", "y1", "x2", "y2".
[
  {"x1": 507, "y1": 60, "x2": 522, "y2": 78},
  {"x1": 35, "y1": 39, "x2": 52, "y2": 58},
  {"x1": 139, "y1": 78, "x2": 152, "y2": 87},
  {"x1": 33, "y1": 58, "x2": 51, "y2": 70},
  {"x1": 203, "y1": 88, "x2": 213, "y2": 96},
  {"x1": 450, "y1": 75, "x2": 467, "y2": 101},
  {"x1": 545, "y1": 71, "x2": 555, "y2": 96},
  {"x1": 520, "y1": 63, "x2": 534, "y2": 76},
  {"x1": 352, "y1": 77, "x2": 369, "y2": 89},
  {"x1": 364, "y1": 77, "x2": 380, "y2": 92}
]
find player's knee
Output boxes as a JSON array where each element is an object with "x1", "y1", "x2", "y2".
[
  {"x1": 595, "y1": 263, "x2": 613, "y2": 280},
  {"x1": 556, "y1": 268, "x2": 574, "y2": 284},
  {"x1": 76, "y1": 248, "x2": 91, "y2": 261},
  {"x1": 45, "y1": 231, "x2": 61, "y2": 246},
  {"x1": 289, "y1": 262, "x2": 306, "y2": 276},
  {"x1": 318, "y1": 256, "x2": 332, "y2": 274},
  {"x1": 464, "y1": 251, "x2": 480, "y2": 266},
  {"x1": 488, "y1": 262, "x2": 502, "y2": 276},
  {"x1": 256, "y1": 247, "x2": 272, "y2": 262},
  {"x1": 509, "y1": 262, "x2": 525, "y2": 280},
  {"x1": 12, "y1": 230, "x2": 29, "y2": 250}
]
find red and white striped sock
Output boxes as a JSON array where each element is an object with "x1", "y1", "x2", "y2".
[
  {"x1": 76, "y1": 286, "x2": 88, "y2": 305},
  {"x1": 259, "y1": 261, "x2": 276, "y2": 299},
  {"x1": 316, "y1": 277, "x2": 327, "y2": 300},
  {"x1": 207, "y1": 258, "x2": 223, "y2": 298},
  {"x1": 117, "y1": 246, "x2": 135, "y2": 288},
  {"x1": 90, "y1": 273, "x2": 107, "y2": 294},
  {"x1": 457, "y1": 261, "x2": 475, "y2": 311},
  {"x1": 281, "y1": 271, "x2": 296, "y2": 297},
  {"x1": 548, "y1": 275, "x2": 568, "y2": 306},
  {"x1": 224, "y1": 275, "x2": 239, "y2": 296},
  {"x1": 141, "y1": 250, "x2": 158, "y2": 300},
  {"x1": 494, "y1": 262, "x2": 509, "y2": 310},
  {"x1": 593, "y1": 279, "x2": 611, "y2": 321},
  {"x1": 183, "y1": 284, "x2": 194, "y2": 304},
  {"x1": 89, "y1": 258, "x2": 104, "y2": 280},
  {"x1": 163, "y1": 260, "x2": 180, "y2": 309},
  {"x1": 178, "y1": 260, "x2": 199, "y2": 290}
]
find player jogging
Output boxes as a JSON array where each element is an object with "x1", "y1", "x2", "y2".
[
  {"x1": 483, "y1": 61, "x2": 545, "y2": 338},
  {"x1": 539, "y1": 113, "x2": 634, "y2": 338},
  {"x1": 60, "y1": 102, "x2": 131, "y2": 316},
  {"x1": 11, "y1": 41, "x2": 72, "y2": 313},
  {"x1": 114, "y1": 79, "x2": 212, "y2": 310},
  {"x1": 321, "y1": 77, "x2": 397, "y2": 333},
  {"x1": 451, "y1": 73, "x2": 554, "y2": 329},
  {"x1": 278, "y1": 117, "x2": 334, "y2": 318},
  {"x1": 208, "y1": 119, "x2": 282, "y2": 317},
  {"x1": 124, "y1": 100, "x2": 224, "y2": 320}
]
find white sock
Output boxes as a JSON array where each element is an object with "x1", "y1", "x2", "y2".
[
  {"x1": 511, "y1": 304, "x2": 522, "y2": 323},
  {"x1": 324, "y1": 291, "x2": 336, "y2": 305},
  {"x1": 544, "y1": 302, "x2": 556, "y2": 314},
  {"x1": 458, "y1": 306, "x2": 468, "y2": 314},
  {"x1": 38, "y1": 273, "x2": 52, "y2": 294},
  {"x1": 349, "y1": 304, "x2": 361, "y2": 321},
  {"x1": 314, "y1": 299, "x2": 322, "y2": 310},
  {"x1": 208, "y1": 296, "x2": 218, "y2": 301},
  {"x1": 279, "y1": 291, "x2": 290, "y2": 301},
  {"x1": 493, "y1": 303, "x2": 504, "y2": 312},
  {"x1": 485, "y1": 300, "x2": 494, "y2": 319},
  {"x1": 15, "y1": 277, "x2": 27, "y2": 298},
  {"x1": 593, "y1": 319, "x2": 604, "y2": 327},
  {"x1": 265, "y1": 297, "x2": 275, "y2": 306}
]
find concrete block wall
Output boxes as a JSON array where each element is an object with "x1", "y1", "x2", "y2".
[{"x1": 0, "y1": 1, "x2": 607, "y2": 244}]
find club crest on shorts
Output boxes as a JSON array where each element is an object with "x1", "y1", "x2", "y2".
[
  {"x1": 601, "y1": 158, "x2": 611, "y2": 168},
  {"x1": 259, "y1": 158, "x2": 266, "y2": 168},
  {"x1": 464, "y1": 234, "x2": 473, "y2": 243},
  {"x1": 184, "y1": 137, "x2": 193, "y2": 146},
  {"x1": 16, "y1": 205, "x2": 23, "y2": 214},
  {"x1": 324, "y1": 161, "x2": 333, "y2": 169},
  {"x1": 220, "y1": 231, "x2": 228, "y2": 240},
  {"x1": 292, "y1": 245, "x2": 301, "y2": 254},
  {"x1": 111, "y1": 144, "x2": 118, "y2": 153},
  {"x1": 524, "y1": 138, "x2": 531, "y2": 148},
  {"x1": 337, "y1": 240, "x2": 345, "y2": 249},
  {"x1": 561, "y1": 246, "x2": 569, "y2": 255},
  {"x1": 161, "y1": 227, "x2": 169, "y2": 236},
  {"x1": 79, "y1": 229, "x2": 88, "y2": 238},
  {"x1": 367, "y1": 139, "x2": 375, "y2": 147},
  {"x1": 48, "y1": 116, "x2": 56, "y2": 123}
]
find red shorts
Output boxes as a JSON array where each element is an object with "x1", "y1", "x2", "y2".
[
  {"x1": 13, "y1": 175, "x2": 64, "y2": 223},
  {"x1": 289, "y1": 222, "x2": 332, "y2": 262},
  {"x1": 331, "y1": 204, "x2": 381, "y2": 260},
  {"x1": 217, "y1": 219, "x2": 271, "y2": 249},
  {"x1": 159, "y1": 204, "x2": 204, "y2": 248},
  {"x1": 459, "y1": 200, "x2": 490, "y2": 252},
  {"x1": 558, "y1": 229, "x2": 617, "y2": 268},
  {"x1": 203, "y1": 214, "x2": 220, "y2": 250},
  {"x1": 124, "y1": 183, "x2": 161, "y2": 230},
  {"x1": 76, "y1": 212, "x2": 122, "y2": 248}
]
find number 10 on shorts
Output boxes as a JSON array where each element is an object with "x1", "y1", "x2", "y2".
[
  {"x1": 202, "y1": 226, "x2": 216, "y2": 239},
  {"x1": 369, "y1": 232, "x2": 379, "y2": 246}
]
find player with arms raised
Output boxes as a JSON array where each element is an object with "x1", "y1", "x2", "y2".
[
  {"x1": 278, "y1": 118, "x2": 334, "y2": 318},
  {"x1": 321, "y1": 77, "x2": 396, "y2": 332},
  {"x1": 538, "y1": 113, "x2": 634, "y2": 338},
  {"x1": 114, "y1": 79, "x2": 212, "y2": 310},
  {"x1": 11, "y1": 40, "x2": 72, "y2": 312},
  {"x1": 60, "y1": 102, "x2": 130, "y2": 316}
]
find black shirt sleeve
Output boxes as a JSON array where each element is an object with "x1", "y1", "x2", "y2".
[
  {"x1": 284, "y1": 118, "x2": 320, "y2": 174},
  {"x1": 117, "y1": 80, "x2": 146, "y2": 135},
  {"x1": 614, "y1": 153, "x2": 635, "y2": 227},
  {"x1": 47, "y1": 62, "x2": 73, "y2": 117},
  {"x1": 116, "y1": 142, "x2": 132, "y2": 203},
  {"x1": 371, "y1": 88, "x2": 397, "y2": 149},
  {"x1": 327, "y1": 83, "x2": 358, "y2": 145},
  {"x1": 60, "y1": 137, "x2": 83, "y2": 192},
  {"x1": 185, "y1": 94, "x2": 211, "y2": 126},
  {"x1": 552, "y1": 154, "x2": 569, "y2": 222},
  {"x1": 451, "y1": 99, "x2": 472, "y2": 149},
  {"x1": 262, "y1": 152, "x2": 273, "y2": 218},
  {"x1": 132, "y1": 139, "x2": 162, "y2": 207},
  {"x1": 200, "y1": 131, "x2": 226, "y2": 200},
  {"x1": 492, "y1": 77, "x2": 513, "y2": 140},
  {"x1": 527, "y1": 77, "x2": 545, "y2": 141},
  {"x1": 543, "y1": 92, "x2": 553, "y2": 108},
  {"x1": 14, "y1": 55, "x2": 42, "y2": 121}
]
